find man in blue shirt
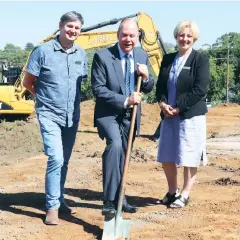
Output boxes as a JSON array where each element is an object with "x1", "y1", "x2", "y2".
[{"x1": 23, "y1": 11, "x2": 88, "y2": 225}]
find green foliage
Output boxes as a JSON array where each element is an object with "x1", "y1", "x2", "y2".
[
  {"x1": 232, "y1": 83, "x2": 240, "y2": 102},
  {"x1": 164, "y1": 42, "x2": 175, "y2": 53},
  {"x1": 142, "y1": 70, "x2": 157, "y2": 103},
  {"x1": 142, "y1": 86, "x2": 157, "y2": 103},
  {"x1": 2, "y1": 31, "x2": 240, "y2": 104},
  {"x1": 0, "y1": 120, "x2": 17, "y2": 131},
  {"x1": 24, "y1": 43, "x2": 35, "y2": 51},
  {"x1": 0, "y1": 43, "x2": 30, "y2": 67},
  {"x1": 207, "y1": 57, "x2": 225, "y2": 101},
  {"x1": 200, "y1": 32, "x2": 240, "y2": 102},
  {"x1": 81, "y1": 48, "x2": 99, "y2": 101}
]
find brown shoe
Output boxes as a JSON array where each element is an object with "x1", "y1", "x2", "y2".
[
  {"x1": 45, "y1": 209, "x2": 59, "y2": 225},
  {"x1": 59, "y1": 203, "x2": 76, "y2": 215}
]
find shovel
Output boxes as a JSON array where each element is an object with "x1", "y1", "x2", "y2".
[{"x1": 102, "y1": 76, "x2": 142, "y2": 240}]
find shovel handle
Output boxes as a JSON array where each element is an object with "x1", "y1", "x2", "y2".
[{"x1": 116, "y1": 75, "x2": 142, "y2": 215}]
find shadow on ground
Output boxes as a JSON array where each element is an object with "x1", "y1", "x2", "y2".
[
  {"x1": 65, "y1": 188, "x2": 159, "y2": 207},
  {"x1": 0, "y1": 191, "x2": 102, "y2": 238}
]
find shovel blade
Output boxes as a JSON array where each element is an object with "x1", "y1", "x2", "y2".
[
  {"x1": 102, "y1": 215, "x2": 131, "y2": 240},
  {"x1": 115, "y1": 216, "x2": 131, "y2": 239},
  {"x1": 102, "y1": 214, "x2": 116, "y2": 240}
]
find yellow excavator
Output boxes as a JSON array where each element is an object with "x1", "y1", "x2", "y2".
[{"x1": 0, "y1": 12, "x2": 166, "y2": 117}]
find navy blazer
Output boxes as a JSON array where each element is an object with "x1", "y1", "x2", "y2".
[
  {"x1": 91, "y1": 43, "x2": 154, "y2": 138},
  {"x1": 156, "y1": 49, "x2": 210, "y2": 120}
]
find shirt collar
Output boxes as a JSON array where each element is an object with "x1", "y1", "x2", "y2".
[
  {"x1": 117, "y1": 43, "x2": 133, "y2": 59},
  {"x1": 53, "y1": 36, "x2": 78, "y2": 52}
]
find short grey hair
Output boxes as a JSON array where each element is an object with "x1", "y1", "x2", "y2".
[
  {"x1": 60, "y1": 11, "x2": 84, "y2": 25},
  {"x1": 173, "y1": 20, "x2": 200, "y2": 42},
  {"x1": 117, "y1": 18, "x2": 139, "y2": 33}
]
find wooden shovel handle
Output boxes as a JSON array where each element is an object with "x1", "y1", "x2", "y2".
[{"x1": 116, "y1": 76, "x2": 142, "y2": 215}]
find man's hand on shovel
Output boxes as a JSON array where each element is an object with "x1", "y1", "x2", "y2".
[{"x1": 127, "y1": 92, "x2": 142, "y2": 105}]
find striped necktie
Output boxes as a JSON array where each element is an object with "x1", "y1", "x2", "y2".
[{"x1": 125, "y1": 54, "x2": 131, "y2": 97}]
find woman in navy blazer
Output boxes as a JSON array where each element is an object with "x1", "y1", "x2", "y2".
[{"x1": 156, "y1": 20, "x2": 210, "y2": 208}]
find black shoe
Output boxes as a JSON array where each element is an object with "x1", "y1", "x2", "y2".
[
  {"x1": 59, "y1": 203, "x2": 76, "y2": 215},
  {"x1": 102, "y1": 201, "x2": 116, "y2": 216},
  {"x1": 122, "y1": 203, "x2": 138, "y2": 213}
]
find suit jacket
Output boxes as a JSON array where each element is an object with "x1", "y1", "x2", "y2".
[
  {"x1": 156, "y1": 49, "x2": 210, "y2": 120},
  {"x1": 91, "y1": 43, "x2": 154, "y2": 139}
]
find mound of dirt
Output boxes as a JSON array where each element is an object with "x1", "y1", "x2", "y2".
[
  {"x1": 0, "y1": 118, "x2": 42, "y2": 165},
  {"x1": 213, "y1": 177, "x2": 240, "y2": 186},
  {"x1": 132, "y1": 148, "x2": 156, "y2": 163}
]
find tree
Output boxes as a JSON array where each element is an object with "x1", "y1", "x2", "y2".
[
  {"x1": 207, "y1": 57, "x2": 226, "y2": 101},
  {"x1": 24, "y1": 42, "x2": 35, "y2": 51},
  {"x1": 0, "y1": 44, "x2": 27, "y2": 66},
  {"x1": 164, "y1": 42, "x2": 175, "y2": 53},
  {"x1": 81, "y1": 48, "x2": 98, "y2": 101},
  {"x1": 210, "y1": 32, "x2": 240, "y2": 86},
  {"x1": 200, "y1": 32, "x2": 239, "y2": 102}
]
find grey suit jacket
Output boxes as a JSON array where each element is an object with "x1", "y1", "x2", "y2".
[{"x1": 91, "y1": 43, "x2": 154, "y2": 139}]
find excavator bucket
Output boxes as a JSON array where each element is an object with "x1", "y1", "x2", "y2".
[{"x1": 102, "y1": 213, "x2": 131, "y2": 240}]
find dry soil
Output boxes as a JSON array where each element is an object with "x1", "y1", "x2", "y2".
[{"x1": 0, "y1": 101, "x2": 240, "y2": 240}]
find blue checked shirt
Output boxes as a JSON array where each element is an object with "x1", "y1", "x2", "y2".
[{"x1": 26, "y1": 37, "x2": 88, "y2": 127}]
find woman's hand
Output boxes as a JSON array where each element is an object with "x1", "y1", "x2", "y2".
[
  {"x1": 171, "y1": 107, "x2": 180, "y2": 116},
  {"x1": 159, "y1": 102, "x2": 174, "y2": 118}
]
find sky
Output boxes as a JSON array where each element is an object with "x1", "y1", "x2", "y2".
[{"x1": 0, "y1": 1, "x2": 239, "y2": 50}]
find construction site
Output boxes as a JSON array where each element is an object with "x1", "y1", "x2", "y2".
[
  {"x1": 0, "y1": 8, "x2": 240, "y2": 240},
  {"x1": 0, "y1": 101, "x2": 239, "y2": 240}
]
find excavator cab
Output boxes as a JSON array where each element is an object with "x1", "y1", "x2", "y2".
[
  {"x1": 0, "y1": 65, "x2": 21, "y2": 85},
  {"x1": 0, "y1": 59, "x2": 34, "y2": 117}
]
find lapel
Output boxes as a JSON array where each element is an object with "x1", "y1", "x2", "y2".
[
  {"x1": 178, "y1": 49, "x2": 196, "y2": 81},
  {"x1": 111, "y1": 44, "x2": 125, "y2": 94},
  {"x1": 133, "y1": 48, "x2": 143, "y2": 86},
  {"x1": 165, "y1": 52, "x2": 177, "y2": 81},
  {"x1": 133, "y1": 48, "x2": 140, "y2": 86}
]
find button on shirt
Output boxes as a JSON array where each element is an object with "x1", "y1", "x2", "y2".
[{"x1": 26, "y1": 37, "x2": 88, "y2": 127}]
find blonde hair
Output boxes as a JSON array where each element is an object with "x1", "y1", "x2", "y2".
[{"x1": 173, "y1": 20, "x2": 200, "y2": 42}]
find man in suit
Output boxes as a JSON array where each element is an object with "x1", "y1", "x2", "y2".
[{"x1": 91, "y1": 18, "x2": 154, "y2": 215}]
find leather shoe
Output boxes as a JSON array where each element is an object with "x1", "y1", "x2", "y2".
[
  {"x1": 59, "y1": 203, "x2": 76, "y2": 215},
  {"x1": 45, "y1": 209, "x2": 59, "y2": 225},
  {"x1": 122, "y1": 203, "x2": 138, "y2": 213},
  {"x1": 102, "y1": 201, "x2": 116, "y2": 216}
]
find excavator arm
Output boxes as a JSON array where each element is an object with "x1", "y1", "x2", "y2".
[
  {"x1": 1, "y1": 12, "x2": 166, "y2": 116},
  {"x1": 78, "y1": 12, "x2": 166, "y2": 76},
  {"x1": 137, "y1": 13, "x2": 166, "y2": 76}
]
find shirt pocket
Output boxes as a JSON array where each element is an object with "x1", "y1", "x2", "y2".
[{"x1": 40, "y1": 58, "x2": 66, "y2": 85}]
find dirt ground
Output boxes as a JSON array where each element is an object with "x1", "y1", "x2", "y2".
[{"x1": 0, "y1": 101, "x2": 240, "y2": 240}]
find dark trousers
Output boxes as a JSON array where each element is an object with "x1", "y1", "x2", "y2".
[
  {"x1": 100, "y1": 113, "x2": 136, "y2": 202},
  {"x1": 153, "y1": 121, "x2": 161, "y2": 139}
]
